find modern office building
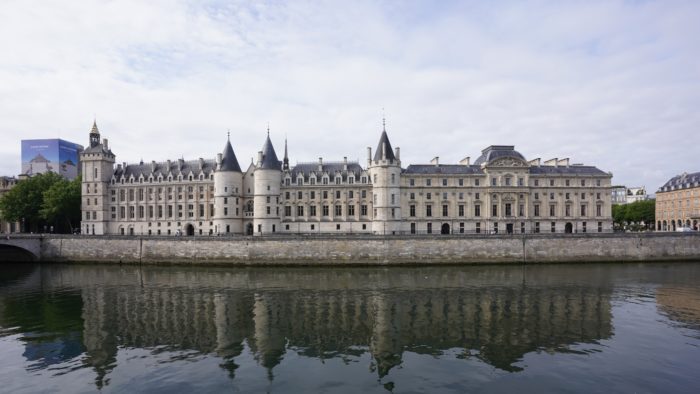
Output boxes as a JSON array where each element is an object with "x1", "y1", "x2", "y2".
[{"x1": 21, "y1": 139, "x2": 84, "y2": 180}]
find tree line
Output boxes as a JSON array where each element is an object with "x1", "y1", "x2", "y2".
[
  {"x1": 0, "y1": 172, "x2": 81, "y2": 234},
  {"x1": 612, "y1": 199, "x2": 655, "y2": 231}
]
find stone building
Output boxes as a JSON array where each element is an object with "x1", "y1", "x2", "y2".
[
  {"x1": 656, "y1": 172, "x2": 700, "y2": 231},
  {"x1": 80, "y1": 121, "x2": 613, "y2": 236},
  {"x1": 0, "y1": 176, "x2": 20, "y2": 233}
]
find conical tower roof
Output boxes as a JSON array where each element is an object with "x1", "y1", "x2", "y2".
[
  {"x1": 260, "y1": 133, "x2": 280, "y2": 170},
  {"x1": 373, "y1": 130, "x2": 396, "y2": 162},
  {"x1": 220, "y1": 137, "x2": 242, "y2": 172}
]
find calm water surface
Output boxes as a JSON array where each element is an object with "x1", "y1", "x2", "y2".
[{"x1": 1, "y1": 262, "x2": 699, "y2": 393}]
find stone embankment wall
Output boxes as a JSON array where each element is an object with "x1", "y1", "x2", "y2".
[{"x1": 37, "y1": 233, "x2": 700, "y2": 265}]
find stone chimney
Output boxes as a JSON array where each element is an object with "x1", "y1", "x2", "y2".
[
  {"x1": 318, "y1": 157, "x2": 323, "y2": 172},
  {"x1": 343, "y1": 156, "x2": 348, "y2": 171},
  {"x1": 431, "y1": 157, "x2": 439, "y2": 166},
  {"x1": 459, "y1": 156, "x2": 470, "y2": 165},
  {"x1": 103, "y1": 138, "x2": 108, "y2": 149},
  {"x1": 395, "y1": 147, "x2": 400, "y2": 161}
]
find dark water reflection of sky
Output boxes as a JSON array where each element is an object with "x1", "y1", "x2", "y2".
[{"x1": 0, "y1": 263, "x2": 699, "y2": 393}]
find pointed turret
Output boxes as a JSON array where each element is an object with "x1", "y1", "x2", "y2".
[
  {"x1": 220, "y1": 134, "x2": 242, "y2": 172},
  {"x1": 373, "y1": 119, "x2": 396, "y2": 162},
  {"x1": 260, "y1": 134, "x2": 280, "y2": 169},
  {"x1": 89, "y1": 120, "x2": 101, "y2": 148}
]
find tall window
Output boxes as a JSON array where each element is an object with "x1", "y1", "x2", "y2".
[
  {"x1": 492, "y1": 204, "x2": 498, "y2": 217},
  {"x1": 426, "y1": 205, "x2": 432, "y2": 217},
  {"x1": 410, "y1": 205, "x2": 416, "y2": 217},
  {"x1": 442, "y1": 205, "x2": 448, "y2": 217}
]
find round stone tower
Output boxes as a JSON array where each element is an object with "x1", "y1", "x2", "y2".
[
  {"x1": 253, "y1": 133, "x2": 282, "y2": 235},
  {"x1": 368, "y1": 121, "x2": 401, "y2": 235},
  {"x1": 213, "y1": 135, "x2": 243, "y2": 234}
]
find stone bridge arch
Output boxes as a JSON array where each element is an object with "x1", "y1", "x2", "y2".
[{"x1": 0, "y1": 237, "x2": 41, "y2": 261}]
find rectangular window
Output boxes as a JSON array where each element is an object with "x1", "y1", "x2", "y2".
[
  {"x1": 534, "y1": 179, "x2": 539, "y2": 186},
  {"x1": 459, "y1": 192, "x2": 464, "y2": 200},
  {"x1": 297, "y1": 205, "x2": 304, "y2": 216},
  {"x1": 476, "y1": 223, "x2": 481, "y2": 234},
  {"x1": 348, "y1": 191, "x2": 354, "y2": 199},
  {"x1": 285, "y1": 192, "x2": 290, "y2": 199},
  {"x1": 581, "y1": 204, "x2": 586, "y2": 216},
  {"x1": 310, "y1": 191, "x2": 316, "y2": 199},
  {"x1": 442, "y1": 192, "x2": 447, "y2": 200},
  {"x1": 475, "y1": 205, "x2": 481, "y2": 217},
  {"x1": 493, "y1": 223, "x2": 498, "y2": 234},
  {"x1": 361, "y1": 205, "x2": 368, "y2": 216},
  {"x1": 535, "y1": 222, "x2": 540, "y2": 233},
  {"x1": 347, "y1": 205, "x2": 354, "y2": 216},
  {"x1": 551, "y1": 222, "x2": 556, "y2": 233},
  {"x1": 410, "y1": 192, "x2": 415, "y2": 200},
  {"x1": 336, "y1": 190, "x2": 341, "y2": 199},
  {"x1": 426, "y1": 192, "x2": 431, "y2": 200},
  {"x1": 550, "y1": 179, "x2": 555, "y2": 187},
  {"x1": 427, "y1": 223, "x2": 432, "y2": 234},
  {"x1": 492, "y1": 204, "x2": 498, "y2": 217},
  {"x1": 361, "y1": 190, "x2": 366, "y2": 199},
  {"x1": 475, "y1": 193, "x2": 480, "y2": 200},
  {"x1": 410, "y1": 223, "x2": 416, "y2": 234},
  {"x1": 410, "y1": 205, "x2": 416, "y2": 217},
  {"x1": 410, "y1": 178, "x2": 415, "y2": 186},
  {"x1": 582, "y1": 222, "x2": 587, "y2": 233},
  {"x1": 159, "y1": 206, "x2": 164, "y2": 218},
  {"x1": 598, "y1": 221, "x2": 603, "y2": 233},
  {"x1": 285, "y1": 206, "x2": 292, "y2": 216},
  {"x1": 323, "y1": 191, "x2": 328, "y2": 199},
  {"x1": 129, "y1": 206, "x2": 135, "y2": 219},
  {"x1": 335, "y1": 205, "x2": 342, "y2": 216},
  {"x1": 442, "y1": 178, "x2": 447, "y2": 186},
  {"x1": 505, "y1": 177, "x2": 511, "y2": 186},
  {"x1": 459, "y1": 222, "x2": 465, "y2": 234},
  {"x1": 198, "y1": 204, "x2": 204, "y2": 217},
  {"x1": 534, "y1": 205, "x2": 540, "y2": 217},
  {"x1": 596, "y1": 204, "x2": 602, "y2": 216},
  {"x1": 505, "y1": 203, "x2": 512, "y2": 216},
  {"x1": 458, "y1": 205, "x2": 464, "y2": 217},
  {"x1": 492, "y1": 178, "x2": 497, "y2": 186},
  {"x1": 459, "y1": 179, "x2": 464, "y2": 186},
  {"x1": 566, "y1": 179, "x2": 570, "y2": 186},
  {"x1": 518, "y1": 178, "x2": 524, "y2": 186},
  {"x1": 519, "y1": 204, "x2": 524, "y2": 217},
  {"x1": 426, "y1": 179, "x2": 432, "y2": 186},
  {"x1": 323, "y1": 205, "x2": 329, "y2": 216},
  {"x1": 426, "y1": 205, "x2": 432, "y2": 217},
  {"x1": 310, "y1": 205, "x2": 317, "y2": 216},
  {"x1": 442, "y1": 204, "x2": 448, "y2": 217},
  {"x1": 475, "y1": 179, "x2": 480, "y2": 186},
  {"x1": 581, "y1": 179, "x2": 586, "y2": 186},
  {"x1": 566, "y1": 205, "x2": 571, "y2": 216}
]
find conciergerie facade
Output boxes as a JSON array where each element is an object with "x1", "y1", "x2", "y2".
[{"x1": 80, "y1": 121, "x2": 613, "y2": 236}]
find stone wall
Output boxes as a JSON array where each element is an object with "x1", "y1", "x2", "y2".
[{"x1": 37, "y1": 233, "x2": 700, "y2": 265}]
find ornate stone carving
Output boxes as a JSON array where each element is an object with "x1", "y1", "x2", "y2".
[{"x1": 489, "y1": 158, "x2": 527, "y2": 167}]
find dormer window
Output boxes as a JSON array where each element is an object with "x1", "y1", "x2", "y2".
[
  {"x1": 297, "y1": 177, "x2": 303, "y2": 185},
  {"x1": 323, "y1": 177, "x2": 329, "y2": 185},
  {"x1": 335, "y1": 177, "x2": 341, "y2": 185}
]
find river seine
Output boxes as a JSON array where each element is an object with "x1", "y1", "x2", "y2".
[{"x1": 1, "y1": 262, "x2": 699, "y2": 393}]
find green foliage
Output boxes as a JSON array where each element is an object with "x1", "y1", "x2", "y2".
[
  {"x1": 40, "y1": 176, "x2": 82, "y2": 232},
  {"x1": 0, "y1": 172, "x2": 81, "y2": 233},
  {"x1": 612, "y1": 199, "x2": 656, "y2": 231}
]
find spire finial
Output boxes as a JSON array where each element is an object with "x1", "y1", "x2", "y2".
[
  {"x1": 382, "y1": 107, "x2": 386, "y2": 132},
  {"x1": 227, "y1": 129, "x2": 230, "y2": 140},
  {"x1": 267, "y1": 122, "x2": 270, "y2": 136}
]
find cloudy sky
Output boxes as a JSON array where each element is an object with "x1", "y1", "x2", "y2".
[{"x1": 1, "y1": 0, "x2": 698, "y2": 191}]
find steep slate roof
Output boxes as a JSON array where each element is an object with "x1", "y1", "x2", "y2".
[
  {"x1": 220, "y1": 140, "x2": 242, "y2": 172},
  {"x1": 114, "y1": 159, "x2": 216, "y2": 179},
  {"x1": 529, "y1": 166, "x2": 609, "y2": 176},
  {"x1": 660, "y1": 171, "x2": 700, "y2": 191},
  {"x1": 373, "y1": 130, "x2": 396, "y2": 161},
  {"x1": 473, "y1": 146, "x2": 526, "y2": 166},
  {"x1": 260, "y1": 135, "x2": 281, "y2": 170},
  {"x1": 404, "y1": 165, "x2": 484, "y2": 175},
  {"x1": 290, "y1": 162, "x2": 365, "y2": 181}
]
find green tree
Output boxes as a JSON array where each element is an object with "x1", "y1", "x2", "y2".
[
  {"x1": 40, "y1": 176, "x2": 81, "y2": 233},
  {"x1": 612, "y1": 204, "x2": 627, "y2": 229},
  {"x1": 0, "y1": 172, "x2": 64, "y2": 232}
]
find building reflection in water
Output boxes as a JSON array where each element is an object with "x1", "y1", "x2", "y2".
[{"x1": 2, "y1": 264, "x2": 615, "y2": 388}]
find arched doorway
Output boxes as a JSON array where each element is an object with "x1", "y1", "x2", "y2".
[
  {"x1": 185, "y1": 224, "x2": 195, "y2": 236},
  {"x1": 441, "y1": 223, "x2": 450, "y2": 235},
  {"x1": 565, "y1": 222, "x2": 573, "y2": 233},
  {"x1": 246, "y1": 223, "x2": 254, "y2": 235}
]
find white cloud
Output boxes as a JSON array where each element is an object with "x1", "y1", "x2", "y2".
[{"x1": 0, "y1": 0, "x2": 698, "y2": 191}]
